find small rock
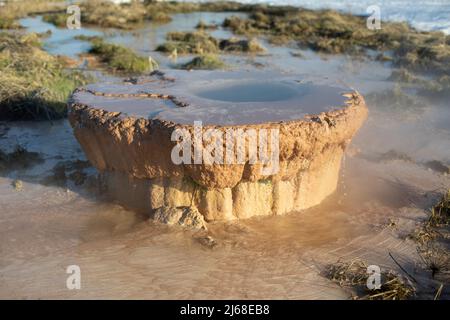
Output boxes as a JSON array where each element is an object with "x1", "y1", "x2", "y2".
[
  {"x1": 154, "y1": 206, "x2": 184, "y2": 225},
  {"x1": 153, "y1": 206, "x2": 207, "y2": 230}
]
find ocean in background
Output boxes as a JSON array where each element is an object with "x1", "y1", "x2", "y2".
[{"x1": 182, "y1": 0, "x2": 450, "y2": 34}]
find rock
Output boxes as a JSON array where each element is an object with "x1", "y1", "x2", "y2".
[
  {"x1": 153, "y1": 206, "x2": 207, "y2": 230},
  {"x1": 178, "y1": 206, "x2": 207, "y2": 229},
  {"x1": 68, "y1": 70, "x2": 368, "y2": 221},
  {"x1": 195, "y1": 235, "x2": 217, "y2": 248}
]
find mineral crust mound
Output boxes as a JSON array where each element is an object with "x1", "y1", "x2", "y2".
[{"x1": 68, "y1": 70, "x2": 368, "y2": 222}]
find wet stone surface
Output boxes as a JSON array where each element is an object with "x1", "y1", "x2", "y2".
[{"x1": 70, "y1": 70, "x2": 352, "y2": 125}]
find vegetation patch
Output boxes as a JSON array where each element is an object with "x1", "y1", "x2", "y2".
[
  {"x1": 407, "y1": 190, "x2": 450, "y2": 293},
  {"x1": 0, "y1": 145, "x2": 43, "y2": 172},
  {"x1": 42, "y1": 12, "x2": 67, "y2": 28},
  {"x1": 222, "y1": 7, "x2": 450, "y2": 74},
  {"x1": 196, "y1": 20, "x2": 219, "y2": 30},
  {"x1": 41, "y1": 159, "x2": 91, "y2": 187},
  {"x1": 0, "y1": 0, "x2": 64, "y2": 30},
  {"x1": 219, "y1": 37, "x2": 265, "y2": 53},
  {"x1": 157, "y1": 31, "x2": 219, "y2": 55},
  {"x1": 42, "y1": 0, "x2": 259, "y2": 30},
  {"x1": 388, "y1": 69, "x2": 450, "y2": 97},
  {"x1": 0, "y1": 32, "x2": 90, "y2": 120},
  {"x1": 428, "y1": 190, "x2": 450, "y2": 228},
  {"x1": 365, "y1": 86, "x2": 426, "y2": 117},
  {"x1": 179, "y1": 54, "x2": 226, "y2": 70},
  {"x1": 88, "y1": 38, "x2": 158, "y2": 74},
  {"x1": 157, "y1": 31, "x2": 265, "y2": 55},
  {"x1": 0, "y1": 16, "x2": 21, "y2": 30}
]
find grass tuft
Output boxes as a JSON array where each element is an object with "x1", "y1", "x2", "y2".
[
  {"x1": 157, "y1": 31, "x2": 219, "y2": 55},
  {"x1": 325, "y1": 259, "x2": 415, "y2": 300},
  {"x1": 179, "y1": 54, "x2": 226, "y2": 70}
]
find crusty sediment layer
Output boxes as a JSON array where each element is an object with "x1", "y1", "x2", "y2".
[
  {"x1": 68, "y1": 93, "x2": 367, "y2": 189},
  {"x1": 68, "y1": 72, "x2": 367, "y2": 220}
]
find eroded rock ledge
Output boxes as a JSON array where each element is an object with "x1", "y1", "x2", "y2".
[{"x1": 68, "y1": 70, "x2": 368, "y2": 224}]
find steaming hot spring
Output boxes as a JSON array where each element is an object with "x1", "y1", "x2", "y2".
[{"x1": 68, "y1": 70, "x2": 368, "y2": 228}]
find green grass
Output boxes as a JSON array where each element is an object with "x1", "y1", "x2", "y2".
[
  {"x1": 179, "y1": 54, "x2": 226, "y2": 70},
  {"x1": 88, "y1": 39, "x2": 158, "y2": 74},
  {"x1": 0, "y1": 32, "x2": 91, "y2": 120}
]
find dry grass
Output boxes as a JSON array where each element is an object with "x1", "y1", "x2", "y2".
[
  {"x1": 0, "y1": 32, "x2": 91, "y2": 120},
  {"x1": 365, "y1": 86, "x2": 426, "y2": 117},
  {"x1": 196, "y1": 20, "x2": 219, "y2": 30},
  {"x1": 428, "y1": 190, "x2": 450, "y2": 227},
  {"x1": 222, "y1": 7, "x2": 450, "y2": 74},
  {"x1": 407, "y1": 190, "x2": 450, "y2": 296},
  {"x1": 410, "y1": 189, "x2": 450, "y2": 244},
  {"x1": 88, "y1": 38, "x2": 158, "y2": 74},
  {"x1": 41, "y1": 159, "x2": 91, "y2": 187},
  {"x1": 157, "y1": 31, "x2": 219, "y2": 55},
  {"x1": 0, "y1": 0, "x2": 64, "y2": 29},
  {"x1": 41, "y1": 0, "x2": 258, "y2": 30},
  {"x1": 157, "y1": 31, "x2": 265, "y2": 55},
  {"x1": 82, "y1": 0, "x2": 147, "y2": 29},
  {"x1": 418, "y1": 243, "x2": 450, "y2": 280},
  {"x1": 408, "y1": 226, "x2": 439, "y2": 246},
  {"x1": 0, "y1": 145, "x2": 43, "y2": 172},
  {"x1": 325, "y1": 259, "x2": 415, "y2": 300}
]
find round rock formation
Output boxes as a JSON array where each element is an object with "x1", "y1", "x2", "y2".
[{"x1": 68, "y1": 70, "x2": 368, "y2": 225}]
